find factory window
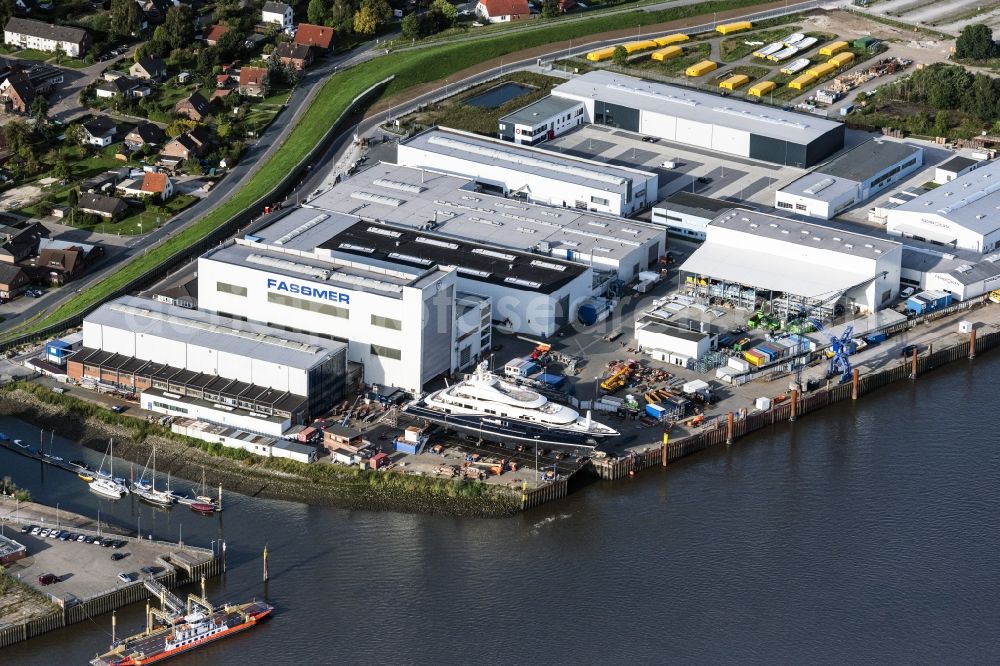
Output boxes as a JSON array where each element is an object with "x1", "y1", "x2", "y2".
[
  {"x1": 371, "y1": 314, "x2": 402, "y2": 330},
  {"x1": 881, "y1": 289, "x2": 892, "y2": 304},
  {"x1": 371, "y1": 344, "x2": 402, "y2": 360},
  {"x1": 777, "y1": 201, "x2": 793, "y2": 209},
  {"x1": 795, "y1": 203, "x2": 807, "y2": 211},
  {"x1": 590, "y1": 196, "x2": 609, "y2": 206},
  {"x1": 460, "y1": 346, "x2": 471, "y2": 365},
  {"x1": 151, "y1": 401, "x2": 187, "y2": 414},
  {"x1": 666, "y1": 215, "x2": 683, "y2": 222},
  {"x1": 217, "y1": 282, "x2": 247, "y2": 297},
  {"x1": 268, "y1": 292, "x2": 348, "y2": 319}
]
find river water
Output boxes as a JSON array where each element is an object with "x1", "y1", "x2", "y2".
[{"x1": 3, "y1": 353, "x2": 1000, "y2": 664}]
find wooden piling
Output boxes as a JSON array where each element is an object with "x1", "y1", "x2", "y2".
[
  {"x1": 789, "y1": 388, "x2": 798, "y2": 421},
  {"x1": 970, "y1": 328, "x2": 977, "y2": 360},
  {"x1": 910, "y1": 346, "x2": 918, "y2": 379},
  {"x1": 851, "y1": 368, "x2": 860, "y2": 400},
  {"x1": 726, "y1": 411, "x2": 734, "y2": 444},
  {"x1": 661, "y1": 432, "x2": 669, "y2": 467}
]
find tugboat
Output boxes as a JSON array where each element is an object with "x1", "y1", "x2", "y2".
[{"x1": 90, "y1": 585, "x2": 272, "y2": 666}]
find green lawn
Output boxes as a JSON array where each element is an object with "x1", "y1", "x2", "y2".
[
  {"x1": 78, "y1": 194, "x2": 199, "y2": 236},
  {"x1": 632, "y1": 42, "x2": 711, "y2": 76},
  {"x1": 10, "y1": 48, "x2": 55, "y2": 62},
  {"x1": 54, "y1": 58, "x2": 93, "y2": 69},
  {"x1": 4, "y1": 0, "x2": 777, "y2": 339}
]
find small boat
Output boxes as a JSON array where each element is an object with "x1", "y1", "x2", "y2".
[
  {"x1": 69, "y1": 459, "x2": 86, "y2": 468},
  {"x1": 14, "y1": 439, "x2": 26, "y2": 448},
  {"x1": 79, "y1": 472, "x2": 95, "y2": 482},
  {"x1": 0, "y1": 432, "x2": 8, "y2": 441},
  {"x1": 89, "y1": 440, "x2": 128, "y2": 499},
  {"x1": 133, "y1": 446, "x2": 175, "y2": 507},
  {"x1": 190, "y1": 502, "x2": 216, "y2": 514},
  {"x1": 43, "y1": 453, "x2": 64, "y2": 462}
]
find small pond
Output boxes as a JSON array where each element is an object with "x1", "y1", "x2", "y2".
[{"x1": 464, "y1": 82, "x2": 535, "y2": 109}]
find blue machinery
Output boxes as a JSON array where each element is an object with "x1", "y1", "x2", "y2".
[{"x1": 808, "y1": 318, "x2": 857, "y2": 384}]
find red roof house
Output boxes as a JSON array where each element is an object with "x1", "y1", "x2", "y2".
[
  {"x1": 474, "y1": 0, "x2": 530, "y2": 23},
  {"x1": 293, "y1": 23, "x2": 334, "y2": 51}
]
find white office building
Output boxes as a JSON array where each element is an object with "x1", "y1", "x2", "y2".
[
  {"x1": 681, "y1": 210, "x2": 903, "y2": 314},
  {"x1": 885, "y1": 159, "x2": 1000, "y2": 253},
  {"x1": 308, "y1": 163, "x2": 666, "y2": 281},
  {"x1": 776, "y1": 140, "x2": 924, "y2": 220},
  {"x1": 650, "y1": 191, "x2": 751, "y2": 240},
  {"x1": 551, "y1": 70, "x2": 845, "y2": 167},
  {"x1": 498, "y1": 96, "x2": 586, "y2": 146},
  {"x1": 397, "y1": 127, "x2": 658, "y2": 216}
]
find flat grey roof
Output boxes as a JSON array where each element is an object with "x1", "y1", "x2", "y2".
[
  {"x1": 902, "y1": 246, "x2": 1000, "y2": 286},
  {"x1": 656, "y1": 191, "x2": 750, "y2": 217},
  {"x1": 778, "y1": 170, "x2": 859, "y2": 203},
  {"x1": 499, "y1": 95, "x2": 582, "y2": 126},
  {"x1": 710, "y1": 210, "x2": 901, "y2": 258},
  {"x1": 817, "y1": 140, "x2": 922, "y2": 182},
  {"x1": 892, "y1": 159, "x2": 1000, "y2": 234},
  {"x1": 307, "y1": 163, "x2": 664, "y2": 264},
  {"x1": 87, "y1": 295, "x2": 346, "y2": 371},
  {"x1": 938, "y1": 156, "x2": 977, "y2": 173},
  {"x1": 640, "y1": 319, "x2": 707, "y2": 342},
  {"x1": 401, "y1": 127, "x2": 654, "y2": 191},
  {"x1": 204, "y1": 240, "x2": 436, "y2": 301},
  {"x1": 552, "y1": 70, "x2": 840, "y2": 144}
]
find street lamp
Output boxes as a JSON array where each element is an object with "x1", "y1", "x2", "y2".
[{"x1": 56, "y1": 503, "x2": 59, "y2": 529}]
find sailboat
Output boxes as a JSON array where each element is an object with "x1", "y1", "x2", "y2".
[
  {"x1": 190, "y1": 468, "x2": 220, "y2": 514},
  {"x1": 90, "y1": 440, "x2": 128, "y2": 499},
  {"x1": 133, "y1": 446, "x2": 175, "y2": 507},
  {"x1": 42, "y1": 430, "x2": 63, "y2": 462}
]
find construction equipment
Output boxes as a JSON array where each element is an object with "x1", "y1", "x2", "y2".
[
  {"x1": 808, "y1": 318, "x2": 856, "y2": 384},
  {"x1": 600, "y1": 360, "x2": 638, "y2": 392}
]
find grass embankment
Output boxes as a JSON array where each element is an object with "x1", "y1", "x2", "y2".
[
  {"x1": 5, "y1": 0, "x2": 778, "y2": 341},
  {"x1": 1, "y1": 384, "x2": 520, "y2": 517}
]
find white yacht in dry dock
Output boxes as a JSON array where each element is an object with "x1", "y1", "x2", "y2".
[{"x1": 404, "y1": 362, "x2": 618, "y2": 447}]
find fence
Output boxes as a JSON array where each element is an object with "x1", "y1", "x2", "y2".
[
  {"x1": 520, "y1": 477, "x2": 569, "y2": 510},
  {"x1": 0, "y1": 77, "x2": 395, "y2": 354}
]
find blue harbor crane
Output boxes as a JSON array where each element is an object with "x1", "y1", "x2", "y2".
[{"x1": 808, "y1": 318, "x2": 857, "y2": 384}]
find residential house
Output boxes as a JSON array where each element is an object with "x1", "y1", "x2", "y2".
[
  {"x1": 78, "y1": 192, "x2": 128, "y2": 220},
  {"x1": 274, "y1": 42, "x2": 313, "y2": 70},
  {"x1": 94, "y1": 75, "x2": 148, "y2": 99},
  {"x1": 0, "y1": 72, "x2": 35, "y2": 114},
  {"x1": 0, "y1": 222, "x2": 48, "y2": 264},
  {"x1": 159, "y1": 126, "x2": 211, "y2": 165},
  {"x1": 238, "y1": 66, "x2": 269, "y2": 97},
  {"x1": 125, "y1": 122, "x2": 167, "y2": 150},
  {"x1": 137, "y1": 0, "x2": 172, "y2": 24},
  {"x1": 474, "y1": 0, "x2": 530, "y2": 23},
  {"x1": 79, "y1": 169, "x2": 128, "y2": 194},
  {"x1": 140, "y1": 171, "x2": 173, "y2": 200},
  {"x1": 82, "y1": 116, "x2": 117, "y2": 147},
  {"x1": 204, "y1": 24, "x2": 230, "y2": 46},
  {"x1": 262, "y1": 1, "x2": 294, "y2": 31},
  {"x1": 174, "y1": 91, "x2": 210, "y2": 121},
  {"x1": 3, "y1": 17, "x2": 90, "y2": 57},
  {"x1": 24, "y1": 238, "x2": 104, "y2": 285},
  {"x1": 0, "y1": 263, "x2": 28, "y2": 301},
  {"x1": 293, "y1": 23, "x2": 334, "y2": 53},
  {"x1": 215, "y1": 73, "x2": 235, "y2": 89},
  {"x1": 129, "y1": 57, "x2": 167, "y2": 81}
]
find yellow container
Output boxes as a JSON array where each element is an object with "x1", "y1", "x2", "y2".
[
  {"x1": 685, "y1": 59, "x2": 717, "y2": 77},
  {"x1": 716, "y1": 21, "x2": 752, "y2": 35},
  {"x1": 788, "y1": 73, "x2": 817, "y2": 90},
  {"x1": 747, "y1": 80, "x2": 776, "y2": 97},
  {"x1": 719, "y1": 74, "x2": 750, "y2": 91},
  {"x1": 807, "y1": 61, "x2": 837, "y2": 78},
  {"x1": 819, "y1": 40, "x2": 849, "y2": 56},
  {"x1": 623, "y1": 39, "x2": 660, "y2": 54},
  {"x1": 586, "y1": 47, "x2": 616, "y2": 62},
  {"x1": 828, "y1": 52, "x2": 855, "y2": 68},
  {"x1": 654, "y1": 33, "x2": 689, "y2": 47},
  {"x1": 651, "y1": 45, "x2": 683, "y2": 61}
]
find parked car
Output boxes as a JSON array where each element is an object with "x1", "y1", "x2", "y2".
[
  {"x1": 117, "y1": 572, "x2": 137, "y2": 583},
  {"x1": 900, "y1": 286, "x2": 915, "y2": 298},
  {"x1": 140, "y1": 566, "x2": 163, "y2": 575},
  {"x1": 112, "y1": 540, "x2": 126, "y2": 549},
  {"x1": 111, "y1": 552, "x2": 128, "y2": 561},
  {"x1": 111, "y1": 405, "x2": 126, "y2": 413},
  {"x1": 76, "y1": 534, "x2": 87, "y2": 542},
  {"x1": 20, "y1": 524, "x2": 35, "y2": 534},
  {"x1": 38, "y1": 573, "x2": 58, "y2": 585}
]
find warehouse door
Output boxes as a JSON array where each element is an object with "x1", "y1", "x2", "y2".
[{"x1": 555, "y1": 294, "x2": 570, "y2": 330}]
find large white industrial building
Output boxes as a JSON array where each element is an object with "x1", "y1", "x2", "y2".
[
  {"x1": 650, "y1": 191, "x2": 751, "y2": 240},
  {"x1": 68, "y1": 296, "x2": 347, "y2": 436},
  {"x1": 198, "y1": 206, "x2": 596, "y2": 392},
  {"x1": 776, "y1": 140, "x2": 924, "y2": 220},
  {"x1": 681, "y1": 210, "x2": 903, "y2": 315},
  {"x1": 308, "y1": 163, "x2": 666, "y2": 281},
  {"x1": 900, "y1": 244, "x2": 1000, "y2": 301},
  {"x1": 885, "y1": 159, "x2": 1000, "y2": 253},
  {"x1": 397, "y1": 127, "x2": 658, "y2": 216},
  {"x1": 550, "y1": 71, "x2": 845, "y2": 167}
]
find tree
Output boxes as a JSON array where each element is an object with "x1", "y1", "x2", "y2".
[
  {"x1": 164, "y1": 5, "x2": 196, "y2": 50},
  {"x1": 328, "y1": 0, "x2": 355, "y2": 33},
  {"x1": 308, "y1": 0, "x2": 328, "y2": 24},
  {"x1": 363, "y1": 0, "x2": 392, "y2": 23},
  {"x1": 401, "y1": 12, "x2": 421, "y2": 40},
  {"x1": 216, "y1": 26, "x2": 245, "y2": 61},
  {"x1": 955, "y1": 24, "x2": 999, "y2": 61},
  {"x1": 110, "y1": 0, "x2": 142, "y2": 40},
  {"x1": 353, "y1": 6, "x2": 379, "y2": 35},
  {"x1": 542, "y1": 0, "x2": 559, "y2": 18},
  {"x1": 0, "y1": 0, "x2": 13, "y2": 40},
  {"x1": 612, "y1": 45, "x2": 628, "y2": 68},
  {"x1": 51, "y1": 154, "x2": 71, "y2": 180},
  {"x1": 167, "y1": 118, "x2": 198, "y2": 137},
  {"x1": 30, "y1": 95, "x2": 48, "y2": 123},
  {"x1": 64, "y1": 123, "x2": 85, "y2": 146},
  {"x1": 431, "y1": 0, "x2": 456, "y2": 22},
  {"x1": 68, "y1": 188, "x2": 79, "y2": 209}
]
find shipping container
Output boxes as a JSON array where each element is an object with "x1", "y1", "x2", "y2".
[
  {"x1": 686, "y1": 60, "x2": 717, "y2": 77},
  {"x1": 395, "y1": 440, "x2": 418, "y2": 455},
  {"x1": 807, "y1": 62, "x2": 837, "y2": 79},
  {"x1": 819, "y1": 40, "x2": 849, "y2": 56},
  {"x1": 716, "y1": 21, "x2": 752, "y2": 35},
  {"x1": 788, "y1": 72, "x2": 817, "y2": 90},
  {"x1": 864, "y1": 331, "x2": 888, "y2": 345},
  {"x1": 747, "y1": 80, "x2": 776, "y2": 97},
  {"x1": 744, "y1": 350, "x2": 767, "y2": 367},
  {"x1": 623, "y1": 39, "x2": 660, "y2": 54},
  {"x1": 654, "y1": 33, "x2": 689, "y2": 46},
  {"x1": 719, "y1": 74, "x2": 750, "y2": 90},
  {"x1": 537, "y1": 373, "x2": 566, "y2": 388},
  {"x1": 906, "y1": 290, "x2": 952, "y2": 314},
  {"x1": 586, "y1": 47, "x2": 616, "y2": 62},
  {"x1": 728, "y1": 356, "x2": 750, "y2": 372},
  {"x1": 828, "y1": 52, "x2": 855, "y2": 68},
  {"x1": 853, "y1": 36, "x2": 879, "y2": 49},
  {"x1": 651, "y1": 45, "x2": 683, "y2": 61},
  {"x1": 645, "y1": 403, "x2": 667, "y2": 420}
]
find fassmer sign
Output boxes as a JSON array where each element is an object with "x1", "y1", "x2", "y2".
[{"x1": 267, "y1": 278, "x2": 350, "y2": 304}]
